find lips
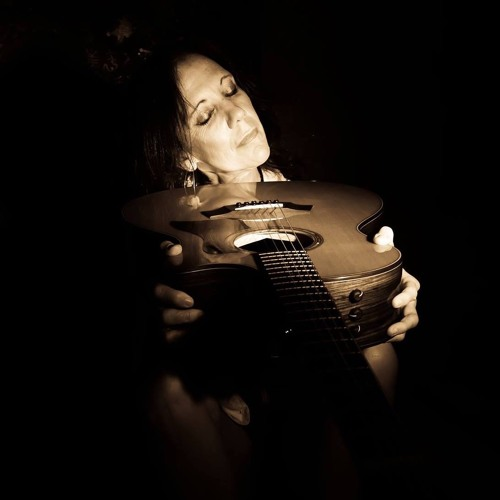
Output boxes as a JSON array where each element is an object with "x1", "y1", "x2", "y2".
[{"x1": 239, "y1": 128, "x2": 258, "y2": 147}]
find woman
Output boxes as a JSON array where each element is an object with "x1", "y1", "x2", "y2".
[{"x1": 128, "y1": 38, "x2": 421, "y2": 499}]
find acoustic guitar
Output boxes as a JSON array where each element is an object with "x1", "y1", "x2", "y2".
[{"x1": 122, "y1": 181, "x2": 436, "y2": 499}]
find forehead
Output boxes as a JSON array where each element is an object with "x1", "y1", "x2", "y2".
[{"x1": 176, "y1": 54, "x2": 229, "y2": 102}]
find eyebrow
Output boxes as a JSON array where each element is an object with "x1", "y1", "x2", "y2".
[{"x1": 189, "y1": 74, "x2": 233, "y2": 116}]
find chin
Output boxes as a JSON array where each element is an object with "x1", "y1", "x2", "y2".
[{"x1": 252, "y1": 143, "x2": 271, "y2": 164}]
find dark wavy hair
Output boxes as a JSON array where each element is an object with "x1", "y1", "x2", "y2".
[{"x1": 128, "y1": 36, "x2": 303, "y2": 194}]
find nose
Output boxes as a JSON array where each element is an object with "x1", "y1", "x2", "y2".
[{"x1": 225, "y1": 101, "x2": 245, "y2": 129}]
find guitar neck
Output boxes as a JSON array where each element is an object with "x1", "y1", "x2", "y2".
[{"x1": 256, "y1": 250, "x2": 427, "y2": 494}]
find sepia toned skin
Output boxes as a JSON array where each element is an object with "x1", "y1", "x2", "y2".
[
  {"x1": 153, "y1": 54, "x2": 420, "y2": 402},
  {"x1": 177, "y1": 54, "x2": 271, "y2": 183}
]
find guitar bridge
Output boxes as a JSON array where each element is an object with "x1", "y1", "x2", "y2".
[{"x1": 202, "y1": 200, "x2": 313, "y2": 221}]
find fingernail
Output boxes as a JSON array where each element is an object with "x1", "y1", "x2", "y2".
[
  {"x1": 165, "y1": 329, "x2": 184, "y2": 342},
  {"x1": 168, "y1": 244, "x2": 183, "y2": 256},
  {"x1": 182, "y1": 296, "x2": 194, "y2": 307},
  {"x1": 190, "y1": 310, "x2": 204, "y2": 321},
  {"x1": 160, "y1": 240, "x2": 174, "y2": 250},
  {"x1": 220, "y1": 394, "x2": 251, "y2": 426},
  {"x1": 160, "y1": 241, "x2": 182, "y2": 256}
]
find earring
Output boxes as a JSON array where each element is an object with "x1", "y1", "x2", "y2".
[
  {"x1": 188, "y1": 157, "x2": 197, "y2": 171},
  {"x1": 183, "y1": 157, "x2": 197, "y2": 193}
]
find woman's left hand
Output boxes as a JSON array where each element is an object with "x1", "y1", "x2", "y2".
[
  {"x1": 373, "y1": 227, "x2": 421, "y2": 342},
  {"x1": 386, "y1": 268, "x2": 420, "y2": 342}
]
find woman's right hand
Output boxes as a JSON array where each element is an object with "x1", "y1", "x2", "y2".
[
  {"x1": 154, "y1": 241, "x2": 252, "y2": 426},
  {"x1": 154, "y1": 241, "x2": 202, "y2": 342}
]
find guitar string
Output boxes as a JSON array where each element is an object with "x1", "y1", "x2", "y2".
[
  {"x1": 247, "y1": 202, "x2": 417, "y2": 493},
  {"x1": 251, "y1": 203, "x2": 361, "y2": 377}
]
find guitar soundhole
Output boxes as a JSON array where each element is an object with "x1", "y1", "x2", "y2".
[{"x1": 233, "y1": 228, "x2": 322, "y2": 253}]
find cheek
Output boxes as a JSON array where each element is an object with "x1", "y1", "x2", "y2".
[
  {"x1": 191, "y1": 126, "x2": 228, "y2": 158},
  {"x1": 195, "y1": 135, "x2": 235, "y2": 168}
]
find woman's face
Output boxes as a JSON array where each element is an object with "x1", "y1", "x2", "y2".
[{"x1": 176, "y1": 53, "x2": 271, "y2": 176}]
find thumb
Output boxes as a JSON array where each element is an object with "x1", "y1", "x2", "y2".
[
  {"x1": 373, "y1": 226, "x2": 394, "y2": 246},
  {"x1": 160, "y1": 240, "x2": 184, "y2": 267},
  {"x1": 372, "y1": 226, "x2": 394, "y2": 253}
]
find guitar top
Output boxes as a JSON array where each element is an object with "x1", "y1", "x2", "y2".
[
  {"x1": 122, "y1": 181, "x2": 401, "y2": 277},
  {"x1": 122, "y1": 181, "x2": 402, "y2": 348}
]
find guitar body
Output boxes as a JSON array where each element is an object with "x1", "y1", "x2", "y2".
[{"x1": 122, "y1": 181, "x2": 402, "y2": 349}]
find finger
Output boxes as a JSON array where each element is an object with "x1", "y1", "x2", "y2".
[
  {"x1": 162, "y1": 309, "x2": 204, "y2": 343},
  {"x1": 160, "y1": 240, "x2": 183, "y2": 257},
  {"x1": 154, "y1": 282, "x2": 194, "y2": 308},
  {"x1": 387, "y1": 301, "x2": 419, "y2": 339},
  {"x1": 160, "y1": 240, "x2": 184, "y2": 268},
  {"x1": 400, "y1": 269, "x2": 421, "y2": 291},
  {"x1": 387, "y1": 332, "x2": 406, "y2": 343},
  {"x1": 373, "y1": 226, "x2": 394, "y2": 247},
  {"x1": 392, "y1": 270, "x2": 421, "y2": 308},
  {"x1": 161, "y1": 307, "x2": 204, "y2": 326},
  {"x1": 392, "y1": 288, "x2": 418, "y2": 308},
  {"x1": 165, "y1": 327, "x2": 189, "y2": 343}
]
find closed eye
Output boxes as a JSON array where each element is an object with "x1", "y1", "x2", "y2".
[
  {"x1": 224, "y1": 83, "x2": 238, "y2": 97},
  {"x1": 197, "y1": 109, "x2": 214, "y2": 126},
  {"x1": 196, "y1": 80, "x2": 239, "y2": 126}
]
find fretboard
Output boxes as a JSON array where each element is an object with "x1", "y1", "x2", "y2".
[{"x1": 256, "y1": 249, "x2": 416, "y2": 472}]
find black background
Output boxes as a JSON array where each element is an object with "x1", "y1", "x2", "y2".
[{"x1": 2, "y1": 1, "x2": 493, "y2": 498}]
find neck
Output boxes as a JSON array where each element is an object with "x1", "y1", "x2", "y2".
[{"x1": 203, "y1": 167, "x2": 262, "y2": 184}]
